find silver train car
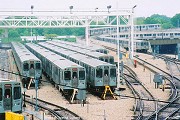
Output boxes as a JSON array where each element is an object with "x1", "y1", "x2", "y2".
[
  {"x1": 109, "y1": 29, "x2": 180, "y2": 40},
  {"x1": 89, "y1": 24, "x2": 161, "y2": 36},
  {"x1": 25, "y1": 43, "x2": 86, "y2": 99},
  {"x1": 47, "y1": 41, "x2": 114, "y2": 64},
  {"x1": 0, "y1": 80, "x2": 22, "y2": 115},
  {"x1": 96, "y1": 36, "x2": 150, "y2": 53},
  {"x1": 11, "y1": 42, "x2": 42, "y2": 85},
  {"x1": 52, "y1": 40, "x2": 109, "y2": 54},
  {"x1": 38, "y1": 42, "x2": 117, "y2": 92}
]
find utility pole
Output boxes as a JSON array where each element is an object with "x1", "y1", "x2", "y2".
[{"x1": 130, "y1": 5, "x2": 137, "y2": 59}]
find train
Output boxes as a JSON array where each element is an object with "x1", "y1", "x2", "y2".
[
  {"x1": 108, "y1": 29, "x2": 180, "y2": 40},
  {"x1": 25, "y1": 43, "x2": 86, "y2": 100},
  {"x1": 11, "y1": 42, "x2": 42, "y2": 86},
  {"x1": 46, "y1": 40, "x2": 114, "y2": 64},
  {"x1": 52, "y1": 39, "x2": 109, "y2": 54},
  {"x1": 0, "y1": 80, "x2": 22, "y2": 115},
  {"x1": 96, "y1": 36, "x2": 150, "y2": 53},
  {"x1": 38, "y1": 42, "x2": 117, "y2": 92},
  {"x1": 89, "y1": 24, "x2": 161, "y2": 36}
]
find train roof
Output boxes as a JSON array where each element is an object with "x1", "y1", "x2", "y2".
[
  {"x1": 11, "y1": 42, "x2": 40, "y2": 62},
  {"x1": 49, "y1": 40, "x2": 107, "y2": 51},
  {"x1": 47, "y1": 41, "x2": 112, "y2": 58},
  {"x1": 38, "y1": 42, "x2": 115, "y2": 68},
  {"x1": 97, "y1": 36, "x2": 149, "y2": 42},
  {"x1": 89, "y1": 24, "x2": 161, "y2": 30},
  {"x1": 69, "y1": 53, "x2": 114, "y2": 67},
  {"x1": 26, "y1": 43, "x2": 83, "y2": 69}
]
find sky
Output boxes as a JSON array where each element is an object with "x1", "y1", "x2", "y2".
[{"x1": 0, "y1": 0, "x2": 179, "y2": 17}]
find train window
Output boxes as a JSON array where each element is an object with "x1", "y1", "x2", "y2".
[
  {"x1": 14, "y1": 87, "x2": 21, "y2": 100},
  {"x1": 5, "y1": 89, "x2": 11, "y2": 98},
  {"x1": 104, "y1": 51, "x2": 108, "y2": 54},
  {"x1": 79, "y1": 71, "x2": 85, "y2": 80},
  {"x1": 110, "y1": 68, "x2": 116, "y2": 77},
  {"x1": 96, "y1": 68, "x2": 102, "y2": 78},
  {"x1": 36, "y1": 63, "x2": 41, "y2": 69},
  {"x1": 72, "y1": 72, "x2": 78, "y2": 79},
  {"x1": 64, "y1": 71, "x2": 71, "y2": 80},
  {"x1": 54, "y1": 67, "x2": 58, "y2": 75},
  {"x1": 0, "y1": 88, "x2": 2, "y2": 101},
  {"x1": 23, "y1": 63, "x2": 29, "y2": 71},
  {"x1": 104, "y1": 69, "x2": 109, "y2": 76}
]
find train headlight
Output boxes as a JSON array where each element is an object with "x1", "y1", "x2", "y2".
[
  {"x1": 97, "y1": 80, "x2": 102, "y2": 83},
  {"x1": 14, "y1": 103, "x2": 20, "y2": 106}
]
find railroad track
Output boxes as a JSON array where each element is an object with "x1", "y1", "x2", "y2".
[
  {"x1": 0, "y1": 49, "x2": 9, "y2": 79},
  {"x1": 123, "y1": 65, "x2": 155, "y2": 119},
  {"x1": 101, "y1": 43, "x2": 180, "y2": 119},
  {"x1": 153, "y1": 53, "x2": 180, "y2": 63},
  {"x1": 25, "y1": 95, "x2": 82, "y2": 120},
  {"x1": 146, "y1": 78, "x2": 179, "y2": 119}
]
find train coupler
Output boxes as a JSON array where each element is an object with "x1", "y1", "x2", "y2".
[{"x1": 101, "y1": 86, "x2": 117, "y2": 100}]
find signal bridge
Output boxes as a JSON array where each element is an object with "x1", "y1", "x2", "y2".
[{"x1": 0, "y1": 9, "x2": 132, "y2": 28}]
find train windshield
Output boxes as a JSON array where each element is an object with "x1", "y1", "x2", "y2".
[
  {"x1": 30, "y1": 64, "x2": 34, "y2": 69},
  {"x1": 96, "y1": 68, "x2": 102, "y2": 78},
  {"x1": 79, "y1": 71, "x2": 85, "y2": 80},
  {"x1": 110, "y1": 68, "x2": 116, "y2": 77},
  {"x1": 104, "y1": 50, "x2": 107, "y2": 54},
  {"x1": 72, "y1": 72, "x2": 78, "y2": 79},
  {"x1": 105, "y1": 58, "x2": 108, "y2": 62},
  {"x1": 14, "y1": 87, "x2": 21, "y2": 100},
  {"x1": 104, "y1": 69, "x2": 109, "y2": 76},
  {"x1": 5, "y1": 89, "x2": 11, "y2": 98},
  {"x1": 23, "y1": 63, "x2": 29, "y2": 71},
  {"x1": 36, "y1": 63, "x2": 41, "y2": 69},
  {"x1": 0, "y1": 88, "x2": 2, "y2": 101},
  {"x1": 110, "y1": 58, "x2": 114, "y2": 64},
  {"x1": 64, "y1": 71, "x2": 71, "y2": 80}
]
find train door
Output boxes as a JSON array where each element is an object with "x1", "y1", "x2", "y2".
[
  {"x1": 4, "y1": 84, "x2": 12, "y2": 111},
  {"x1": 29, "y1": 61, "x2": 35, "y2": 78},
  {"x1": 72, "y1": 68, "x2": 78, "y2": 88},
  {"x1": 103, "y1": 66, "x2": 109, "y2": 86}
]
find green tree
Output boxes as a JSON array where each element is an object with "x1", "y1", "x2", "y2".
[
  {"x1": 143, "y1": 14, "x2": 172, "y2": 29},
  {"x1": 8, "y1": 29, "x2": 20, "y2": 38},
  {"x1": 45, "y1": 34, "x2": 58, "y2": 40},
  {"x1": 171, "y1": 13, "x2": 180, "y2": 28},
  {"x1": 0, "y1": 29, "x2": 4, "y2": 35},
  {"x1": 135, "y1": 17, "x2": 145, "y2": 25}
]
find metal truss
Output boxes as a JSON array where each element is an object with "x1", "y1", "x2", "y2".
[{"x1": 0, "y1": 10, "x2": 132, "y2": 28}]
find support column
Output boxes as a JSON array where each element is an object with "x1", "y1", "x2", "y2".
[
  {"x1": 178, "y1": 43, "x2": 180, "y2": 60},
  {"x1": 117, "y1": 15, "x2": 120, "y2": 89},
  {"x1": 85, "y1": 18, "x2": 89, "y2": 46},
  {"x1": 4, "y1": 28, "x2": 8, "y2": 38},
  {"x1": 130, "y1": 10, "x2": 134, "y2": 59}
]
